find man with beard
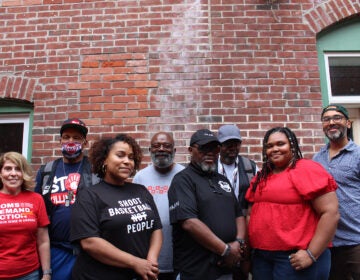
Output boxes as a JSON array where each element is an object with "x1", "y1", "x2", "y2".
[
  {"x1": 133, "y1": 132, "x2": 184, "y2": 280},
  {"x1": 35, "y1": 118, "x2": 99, "y2": 280},
  {"x1": 313, "y1": 104, "x2": 360, "y2": 280},
  {"x1": 168, "y1": 129, "x2": 246, "y2": 280},
  {"x1": 217, "y1": 124, "x2": 258, "y2": 280}
]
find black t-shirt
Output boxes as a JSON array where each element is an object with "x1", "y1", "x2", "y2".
[
  {"x1": 168, "y1": 163, "x2": 242, "y2": 280},
  {"x1": 70, "y1": 181, "x2": 162, "y2": 280}
]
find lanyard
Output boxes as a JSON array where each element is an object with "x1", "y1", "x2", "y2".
[
  {"x1": 218, "y1": 158, "x2": 239, "y2": 196},
  {"x1": 63, "y1": 158, "x2": 83, "y2": 206}
]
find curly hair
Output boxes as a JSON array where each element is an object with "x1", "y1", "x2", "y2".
[
  {"x1": 252, "y1": 127, "x2": 303, "y2": 192},
  {"x1": 89, "y1": 134, "x2": 142, "y2": 179},
  {"x1": 0, "y1": 151, "x2": 34, "y2": 191}
]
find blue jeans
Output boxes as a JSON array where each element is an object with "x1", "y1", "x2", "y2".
[
  {"x1": 51, "y1": 246, "x2": 76, "y2": 280},
  {"x1": 16, "y1": 270, "x2": 39, "y2": 280},
  {"x1": 252, "y1": 249, "x2": 330, "y2": 280}
]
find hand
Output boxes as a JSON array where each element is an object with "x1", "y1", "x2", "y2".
[
  {"x1": 289, "y1": 249, "x2": 314, "y2": 271},
  {"x1": 131, "y1": 257, "x2": 159, "y2": 280},
  {"x1": 146, "y1": 256, "x2": 159, "y2": 267},
  {"x1": 239, "y1": 240, "x2": 250, "y2": 261},
  {"x1": 218, "y1": 241, "x2": 241, "y2": 268},
  {"x1": 146, "y1": 257, "x2": 159, "y2": 280}
]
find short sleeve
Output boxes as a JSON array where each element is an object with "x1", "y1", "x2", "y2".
[
  {"x1": 35, "y1": 193, "x2": 50, "y2": 227},
  {"x1": 245, "y1": 176, "x2": 258, "y2": 203},
  {"x1": 288, "y1": 159, "x2": 337, "y2": 200},
  {"x1": 168, "y1": 172, "x2": 198, "y2": 224}
]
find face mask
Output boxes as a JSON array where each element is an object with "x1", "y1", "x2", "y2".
[{"x1": 61, "y1": 142, "x2": 83, "y2": 159}]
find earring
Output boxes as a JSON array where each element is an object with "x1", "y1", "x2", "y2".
[{"x1": 101, "y1": 164, "x2": 107, "y2": 175}]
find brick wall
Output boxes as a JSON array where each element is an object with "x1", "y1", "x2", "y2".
[{"x1": 0, "y1": 0, "x2": 359, "y2": 169}]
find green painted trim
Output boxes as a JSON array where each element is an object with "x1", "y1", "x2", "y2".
[
  {"x1": 0, "y1": 99, "x2": 33, "y2": 108},
  {"x1": 317, "y1": 18, "x2": 360, "y2": 106},
  {"x1": 28, "y1": 112, "x2": 34, "y2": 160}
]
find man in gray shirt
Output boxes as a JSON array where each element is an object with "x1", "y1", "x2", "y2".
[{"x1": 133, "y1": 132, "x2": 184, "y2": 280}]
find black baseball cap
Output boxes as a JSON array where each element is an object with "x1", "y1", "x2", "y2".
[
  {"x1": 190, "y1": 129, "x2": 219, "y2": 146},
  {"x1": 60, "y1": 118, "x2": 88, "y2": 137}
]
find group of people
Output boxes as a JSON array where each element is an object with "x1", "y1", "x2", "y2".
[{"x1": 0, "y1": 104, "x2": 358, "y2": 280}]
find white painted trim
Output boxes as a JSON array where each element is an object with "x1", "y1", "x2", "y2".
[
  {"x1": 0, "y1": 114, "x2": 29, "y2": 159},
  {"x1": 324, "y1": 52, "x2": 360, "y2": 104}
]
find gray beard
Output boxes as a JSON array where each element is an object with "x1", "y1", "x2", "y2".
[
  {"x1": 325, "y1": 127, "x2": 346, "y2": 142},
  {"x1": 151, "y1": 152, "x2": 174, "y2": 168},
  {"x1": 198, "y1": 161, "x2": 216, "y2": 173}
]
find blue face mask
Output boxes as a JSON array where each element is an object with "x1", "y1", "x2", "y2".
[{"x1": 61, "y1": 142, "x2": 83, "y2": 159}]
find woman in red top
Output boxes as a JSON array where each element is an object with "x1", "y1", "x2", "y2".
[
  {"x1": 245, "y1": 127, "x2": 339, "y2": 280},
  {"x1": 0, "y1": 152, "x2": 51, "y2": 280}
]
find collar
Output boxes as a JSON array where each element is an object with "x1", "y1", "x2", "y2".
[
  {"x1": 323, "y1": 139, "x2": 356, "y2": 153},
  {"x1": 189, "y1": 162, "x2": 217, "y2": 178}
]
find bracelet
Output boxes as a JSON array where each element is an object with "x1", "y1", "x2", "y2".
[
  {"x1": 221, "y1": 244, "x2": 231, "y2": 257},
  {"x1": 43, "y1": 269, "x2": 52, "y2": 275},
  {"x1": 306, "y1": 249, "x2": 317, "y2": 263},
  {"x1": 236, "y1": 238, "x2": 246, "y2": 248}
]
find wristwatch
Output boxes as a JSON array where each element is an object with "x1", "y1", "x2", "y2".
[{"x1": 236, "y1": 238, "x2": 246, "y2": 248}]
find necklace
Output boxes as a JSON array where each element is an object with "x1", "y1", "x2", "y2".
[{"x1": 62, "y1": 158, "x2": 83, "y2": 176}]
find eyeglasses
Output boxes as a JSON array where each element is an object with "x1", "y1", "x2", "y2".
[
  {"x1": 150, "y1": 143, "x2": 174, "y2": 150},
  {"x1": 192, "y1": 144, "x2": 220, "y2": 154},
  {"x1": 321, "y1": 115, "x2": 345, "y2": 124}
]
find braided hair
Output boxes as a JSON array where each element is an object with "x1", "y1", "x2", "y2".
[{"x1": 252, "y1": 127, "x2": 303, "y2": 192}]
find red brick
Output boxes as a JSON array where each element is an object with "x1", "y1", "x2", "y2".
[{"x1": 1, "y1": 0, "x2": 358, "y2": 167}]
